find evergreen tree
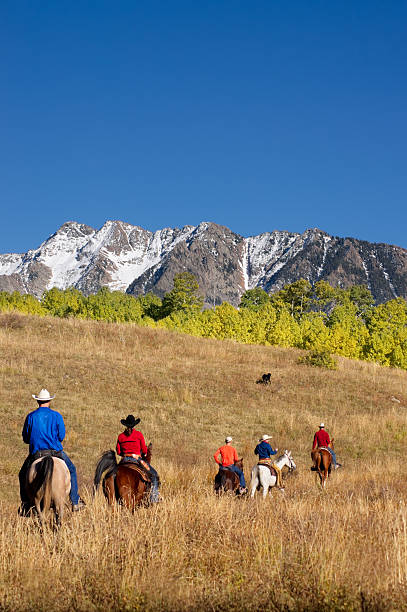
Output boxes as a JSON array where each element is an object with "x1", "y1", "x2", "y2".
[
  {"x1": 161, "y1": 272, "x2": 203, "y2": 317},
  {"x1": 239, "y1": 287, "x2": 270, "y2": 310},
  {"x1": 271, "y1": 279, "x2": 312, "y2": 318}
]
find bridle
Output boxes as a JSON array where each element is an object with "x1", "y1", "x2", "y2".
[{"x1": 285, "y1": 452, "x2": 296, "y2": 473}]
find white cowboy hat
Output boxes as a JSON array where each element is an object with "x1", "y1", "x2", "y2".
[
  {"x1": 225, "y1": 436, "x2": 233, "y2": 443},
  {"x1": 319, "y1": 422, "x2": 325, "y2": 428},
  {"x1": 32, "y1": 388, "x2": 55, "y2": 401},
  {"x1": 259, "y1": 434, "x2": 272, "y2": 441}
]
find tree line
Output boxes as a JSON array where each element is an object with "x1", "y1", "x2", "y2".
[{"x1": 1, "y1": 273, "x2": 406, "y2": 370}]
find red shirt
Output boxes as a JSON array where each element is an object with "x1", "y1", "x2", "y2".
[
  {"x1": 313, "y1": 429, "x2": 331, "y2": 449},
  {"x1": 213, "y1": 444, "x2": 238, "y2": 466},
  {"x1": 116, "y1": 429, "x2": 148, "y2": 456}
]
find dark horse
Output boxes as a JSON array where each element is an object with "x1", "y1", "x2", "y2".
[
  {"x1": 214, "y1": 458, "x2": 245, "y2": 496},
  {"x1": 94, "y1": 444, "x2": 157, "y2": 509},
  {"x1": 311, "y1": 439, "x2": 334, "y2": 488}
]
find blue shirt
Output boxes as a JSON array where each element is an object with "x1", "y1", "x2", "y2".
[
  {"x1": 22, "y1": 406, "x2": 65, "y2": 454},
  {"x1": 255, "y1": 440, "x2": 277, "y2": 459}
]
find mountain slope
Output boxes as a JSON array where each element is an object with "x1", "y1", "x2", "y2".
[{"x1": 1, "y1": 220, "x2": 407, "y2": 305}]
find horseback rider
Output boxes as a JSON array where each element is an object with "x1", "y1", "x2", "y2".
[
  {"x1": 19, "y1": 388, "x2": 85, "y2": 514},
  {"x1": 254, "y1": 434, "x2": 283, "y2": 488},
  {"x1": 213, "y1": 436, "x2": 247, "y2": 494},
  {"x1": 116, "y1": 414, "x2": 160, "y2": 503},
  {"x1": 312, "y1": 422, "x2": 341, "y2": 469}
]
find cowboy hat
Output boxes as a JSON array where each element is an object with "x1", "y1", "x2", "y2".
[
  {"x1": 120, "y1": 415, "x2": 141, "y2": 428},
  {"x1": 319, "y1": 422, "x2": 325, "y2": 428},
  {"x1": 259, "y1": 434, "x2": 272, "y2": 442},
  {"x1": 32, "y1": 388, "x2": 55, "y2": 401},
  {"x1": 225, "y1": 436, "x2": 233, "y2": 443}
]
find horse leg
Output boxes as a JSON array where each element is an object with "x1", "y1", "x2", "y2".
[
  {"x1": 34, "y1": 497, "x2": 44, "y2": 530},
  {"x1": 103, "y1": 475, "x2": 117, "y2": 506},
  {"x1": 260, "y1": 471, "x2": 269, "y2": 499},
  {"x1": 250, "y1": 472, "x2": 259, "y2": 498}
]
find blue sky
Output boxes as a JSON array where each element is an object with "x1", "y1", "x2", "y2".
[{"x1": 1, "y1": 1, "x2": 406, "y2": 253}]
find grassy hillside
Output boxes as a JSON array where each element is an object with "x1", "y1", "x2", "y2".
[{"x1": 1, "y1": 311, "x2": 407, "y2": 611}]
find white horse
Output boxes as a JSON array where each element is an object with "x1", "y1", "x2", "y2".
[{"x1": 250, "y1": 450, "x2": 296, "y2": 499}]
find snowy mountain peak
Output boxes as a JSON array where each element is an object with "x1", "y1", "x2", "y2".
[{"x1": 1, "y1": 220, "x2": 407, "y2": 306}]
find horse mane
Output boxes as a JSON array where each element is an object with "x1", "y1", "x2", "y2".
[{"x1": 94, "y1": 450, "x2": 118, "y2": 489}]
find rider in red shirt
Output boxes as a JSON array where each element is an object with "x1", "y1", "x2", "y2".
[
  {"x1": 313, "y1": 423, "x2": 341, "y2": 469},
  {"x1": 213, "y1": 436, "x2": 247, "y2": 493},
  {"x1": 116, "y1": 415, "x2": 160, "y2": 502},
  {"x1": 116, "y1": 422, "x2": 148, "y2": 457}
]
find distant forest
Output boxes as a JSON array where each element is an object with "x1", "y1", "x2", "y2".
[{"x1": 1, "y1": 273, "x2": 406, "y2": 370}]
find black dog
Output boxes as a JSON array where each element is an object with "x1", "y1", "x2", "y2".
[{"x1": 256, "y1": 373, "x2": 271, "y2": 385}]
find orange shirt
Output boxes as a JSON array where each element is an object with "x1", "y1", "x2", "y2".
[{"x1": 213, "y1": 444, "x2": 238, "y2": 466}]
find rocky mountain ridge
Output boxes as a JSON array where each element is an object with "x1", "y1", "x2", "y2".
[{"x1": 1, "y1": 220, "x2": 406, "y2": 306}]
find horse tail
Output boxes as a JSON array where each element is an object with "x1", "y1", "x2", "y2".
[
  {"x1": 94, "y1": 450, "x2": 118, "y2": 491},
  {"x1": 32, "y1": 456, "x2": 54, "y2": 512}
]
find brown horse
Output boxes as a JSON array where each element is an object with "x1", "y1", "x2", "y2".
[
  {"x1": 311, "y1": 439, "x2": 334, "y2": 488},
  {"x1": 25, "y1": 455, "x2": 71, "y2": 528},
  {"x1": 94, "y1": 444, "x2": 157, "y2": 510},
  {"x1": 214, "y1": 458, "x2": 245, "y2": 495}
]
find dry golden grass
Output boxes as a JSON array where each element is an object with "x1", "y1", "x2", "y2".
[{"x1": 1, "y1": 311, "x2": 407, "y2": 610}]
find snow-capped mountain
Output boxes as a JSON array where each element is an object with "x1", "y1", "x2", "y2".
[{"x1": 1, "y1": 220, "x2": 407, "y2": 306}]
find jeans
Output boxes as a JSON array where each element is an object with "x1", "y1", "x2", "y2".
[
  {"x1": 223, "y1": 464, "x2": 246, "y2": 488},
  {"x1": 19, "y1": 451, "x2": 79, "y2": 506},
  {"x1": 328, "y1": 448, "x2": 337, "y2": 467},
  {"x1": 60, "y1": 451, "x2": 79, "y2": 505},
  {"x1": 146, "y1": 464, "x2": 160, "y2": 503}
]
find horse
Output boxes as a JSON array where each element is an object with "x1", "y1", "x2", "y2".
[
  {"x1": 249, "y1": 450, "x2": 296, "y2": 499},
  {"x1": 94, "y1": 444, "x2": 157, "y2": 510},
  {"x1": 311, "y1": 440, "x2": 334, "y2": 488},
  {"x1": 25, "y1": 455, "x2": 71, "y2": 528},
  {"x1": 256, "y1": 373, "x2": 271, "y2": 385},
  {"x1": 214, "y1": 458, "x2": 245, "y2": 495}
]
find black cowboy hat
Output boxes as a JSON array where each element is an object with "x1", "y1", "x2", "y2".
[{"x1": 120, "y1": 415, "x2": 140, "y2": 428}]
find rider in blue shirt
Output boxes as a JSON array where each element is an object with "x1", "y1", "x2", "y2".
[
  {"x1": 255, "y1": 434, "x2": 283, "y2": 488},
  {"x1": 19, "y1": 388, "x2": 84, "y2": 514},
  {"x1": 255, "y1": 434, "x2": 278, "y2": 459}
]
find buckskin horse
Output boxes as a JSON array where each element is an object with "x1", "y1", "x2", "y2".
[
  {"x1": 94, "y1": 443, "x2": 156, "y2": 509},
  {"x1": 250, "y1": 450, "x2": 296, "y2": 499},
  {"x1": 311, "y1": 439, "x2": 334, "y2": 488},
  {"x1": 214, "y1": 458, "x2": 245, "y2": 495},
  {"x1": 25, "y1": 454, "x2": 71, "y2": 528}
]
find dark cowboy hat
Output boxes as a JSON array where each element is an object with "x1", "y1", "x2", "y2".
[{"x1": 120, "y1": 415, "x2": 140, "y2": 428}]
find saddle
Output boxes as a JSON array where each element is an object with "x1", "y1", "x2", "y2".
[
  {"x1": 257, "y1": 460, "x2": 283, "y2": 487},
  {"x1": 31, "y1": 449, "x2": 63, "y2": 462},
  {"x1": 318, "y1": 446, "x2": 331, "y2": 453},
  {"x1": 257, "y1": 460, "x2": 277, "y2": 478},
  {"x1": 120, "y1": 459, "x2": 151, "y2": 484}
]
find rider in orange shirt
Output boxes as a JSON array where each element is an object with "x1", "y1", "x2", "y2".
[{"x1": 213, "y1": 436, "x2": 246, "y2": 493}]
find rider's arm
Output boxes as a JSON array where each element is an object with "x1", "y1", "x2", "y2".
[
  {"x1": 232, "y1": 447, "x2": 239, "y2": 463},
  {"x1": 116, "y1": 437, "x2": 122, "y2": 456},
  {"x1": 312, "y1": 433, "x2": 318, "y2": 449},
  {"x1": 269, "y1": 447, "x2": 277, "y2": 456},
  {"x1": 213, "y1": 448, "x2": 222, "y2": 465},
  {"x1": 138, "y1": 432, "x2": 148, "y2": 456},
  {"x1": 22, "y1": 414, "x2": 31, "y2": 444},
  {"x1": 56, "y1": 413, "x2": 66, "y2": 443}
]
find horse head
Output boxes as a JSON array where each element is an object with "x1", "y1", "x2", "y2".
[
  {"x1": 234, "y1": 457, "x2": 244, "y2": 471},
  {"x1": 283, "y1": 450, "x2": 296, "y2": 472}
]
